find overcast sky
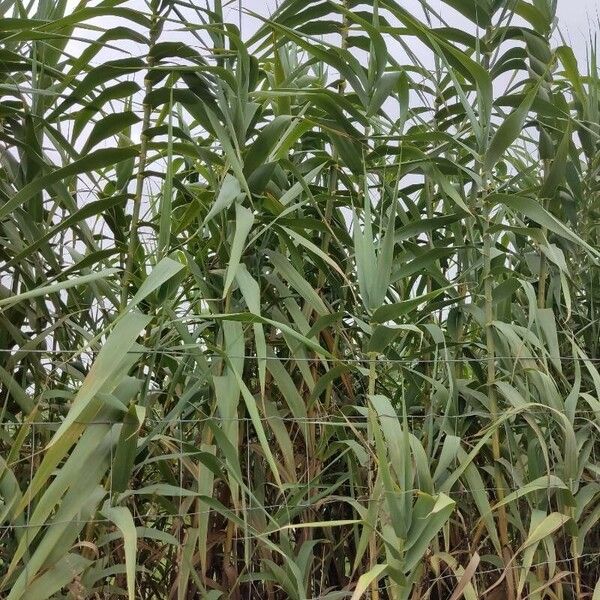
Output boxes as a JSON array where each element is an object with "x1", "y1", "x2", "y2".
[
  {"x1": 65, "y1": 0, "x2": 600, "y2": 66},
  {"x1": 555, "y1": 0, "x2": 599, "y2": 61},
  {"x1": 229, "y1": 0, "x2": 600, "y2": 62},
  {"x1": 231, "y1": 0, "x2": 599, "y2": 60}
]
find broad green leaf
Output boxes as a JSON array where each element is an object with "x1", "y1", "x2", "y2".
[
  {"x1": 372, "y1": 289, "x2": 446, "y2": 323},
  {"x1": 48, "y1": 310, "x2": 150, "y2": 446},
  {"x1": 101, "y1": 505, "x2": 137, "y2": 600},
  {"x1": 127, "y1": 256, "x2": 185, "y2": 311},
  {"x1": 484, "y1": 86, "x2": 537, "y2": 171},
  {"x1": 520, "y1": 512, "x2": 570, "y2": 550},
  {"x1": 21, "y1": 554, "x2": 91, "y2": 600},
  {"x1": 203, "y1": 173, "x2": 242, "y2": 224},
  {"x1": 0, "y1": 147, "x2": 138, "y2": 219},
  {"x1": 0, "y1": 269, "x2": 119, "y2": 308},
  {"x1": 81, "y1": 111, "x2": 140, "y2": 154},
  {"x1": 494, "y1": 194, "x2": 600, "y2": 258},
  {"x1": 223, "y1": 203, "x2": 254, "y2": 297},
  {"x1": 350, "y1": 564, "x2": 387, "y2": 600},
  {"x1": 490, "y1": 476, "x2": 568, "y2": 512}
]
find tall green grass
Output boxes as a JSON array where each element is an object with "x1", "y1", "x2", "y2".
[{"x1": 0, "y1": 0, "x2": 599, "y2": 598}]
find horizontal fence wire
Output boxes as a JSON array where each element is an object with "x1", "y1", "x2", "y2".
[
  {"x1": 3, "y1": 512, "x2": 598, "y2": 597},
  {"x1": 3, "y1": 409, "x2": 600, "y2": 429},
  {"x1": 2, "y1": 342, "x2": 597, "y2": 590},
  {"x1": 0, "y1": 487, "x2": 592, "y2": 532},
  {"x1": 3, "y1": 346, "x2": 600, "y2": 363}
]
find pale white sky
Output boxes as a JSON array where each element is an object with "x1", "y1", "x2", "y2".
[
  {"x1": 64, "y1": 0, "x2": 599, "y2": 66},
  {"x1": 555, "y1": 0, "x2": 599, "y2": 61},
  {"x1": 234, "y1": 0, "x2": 600, "y2": 63}
]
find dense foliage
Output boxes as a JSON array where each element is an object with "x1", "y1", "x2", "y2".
[{"x1": 0, "y1": 0, "x2": 599, "y2": 598}]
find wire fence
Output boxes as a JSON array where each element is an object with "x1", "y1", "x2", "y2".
[
  {"x1": 2, "y1": 409, "x2": 600, "y2": 429},
  {"x1": 1, "y1": 345, "x2": 598, "y2": 596},
  {"x1": 3, "y1": 409, "x2": 598, "y2": 513},
  {"x1": 0, "y1": 486, "x2": 580, "y2": 533},
  {"x1": 3, "y1": 346, "x2": 600, "y2": 363}
]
